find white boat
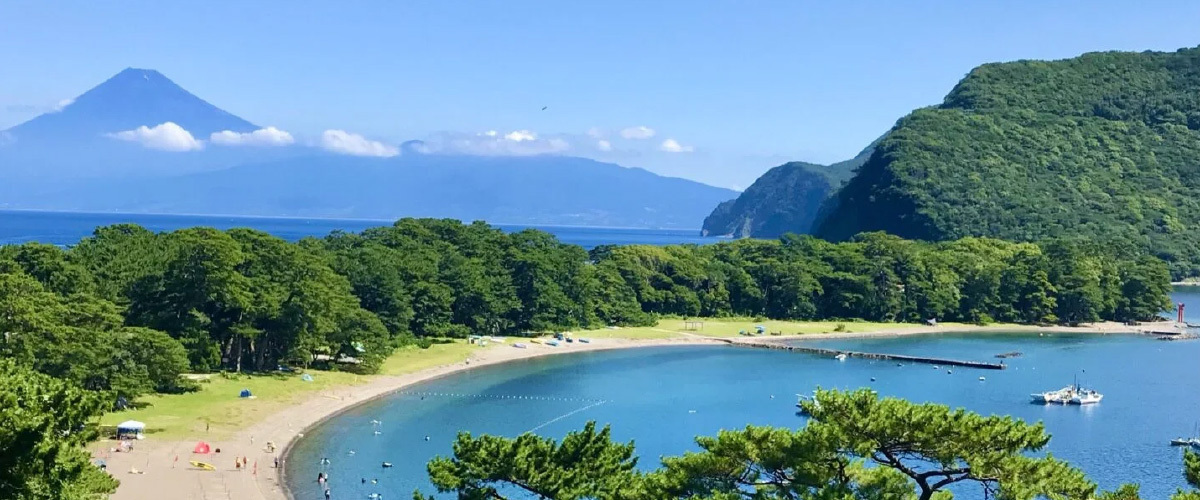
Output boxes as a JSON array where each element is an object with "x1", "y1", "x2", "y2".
[
  {"x1": 513, "y1": 343, "x2": 527, "y2": 349},
  {"x1": 796, "y1": 392, "x2": 821, "y2": 416},
  {"x1": 835, "y1": 353, "x2": 848, "y2": 361},
  {"x1": 1068, "y1": 389, "x2": 1103, "y2": 405},
  {"x1": 1030, "y1": 385, "x2": 1075, "y2": 404}
]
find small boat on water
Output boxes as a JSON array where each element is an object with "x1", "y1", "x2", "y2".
[
  {"x1": 1031, "y1": 385, "x2": 1076, "y2": 404},
  {"x1": 1170, "y1": 438, "x2": 1198, "y2": 446},
  {"x1": 795, "y1": 392, "x2": 821, "y2": 416},
  {"x1": 1032, "y1": 378, "x2": 1104, "y2": 405},
  {"x1": 835, "y1": 353, "x2": 848, "y2": 361},
  {"x1": 1069, "y1": 388, "x2": 1103, "y2": 405}
]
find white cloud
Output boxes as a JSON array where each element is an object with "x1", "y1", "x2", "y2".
[
  {"x1": 587, "y1": 127, "x2": 604, "y2": 139},
  {"x1": 210, "y1": 126, "x2": 295, "y2": 147},
  {"x1": 620, "y1": 125, "x2": 656, "y2": 140},
  {"x1": 504, "y1": 130, "x2": 537, "y2": 142},
  {"x1": 417, "y1": 131, "x2": 570, "y2": 156},
  {"x1": 107, "y1": 122, "x2": 204, "y2": 152},
  {"x1": 320, "y1": 130, "x2": 399, "y2": 157},
  {"x1": 482, "y1": 130, "x2": 498, "y2": 137},
  {"x1": 659, "y1": 138, "x2": 694, "y2": 153},
  {"x1": 53, "y1": 98, "x2": 74, "y2": 112},
  {"x1": 596, "y1": 140, "x2": 613, "y2": 152}
]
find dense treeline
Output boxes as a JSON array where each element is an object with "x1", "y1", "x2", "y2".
[
  {"x1": 0, "y1": 220, "x2": 1171, "y2": 397},
  {"x1": 814, "y1": 46, "x2": 1200, "y2": 279}
]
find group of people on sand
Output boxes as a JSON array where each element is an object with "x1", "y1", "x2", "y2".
[{"x1": 234, "y1": 455, "x2": 254, "y2": 473}]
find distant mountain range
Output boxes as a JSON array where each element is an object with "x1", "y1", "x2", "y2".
[{"x1": 0, "y1": 68, "x2": 736, "y2": 228}]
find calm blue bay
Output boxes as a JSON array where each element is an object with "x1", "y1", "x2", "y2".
[
  {"x1": 0, "y1": 210, "x2": 715, "y2": 248},
  {"x1": 286, "y1": 331, "x2": 1200, "y2": 500}
]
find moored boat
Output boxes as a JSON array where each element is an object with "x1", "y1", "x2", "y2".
[
  {"x1": 1068, "y1": 389, "x2": 1103, "y2": 405},
  {"x1": 1030, "y1": 385, "x2": 1075, "y2": 404}
]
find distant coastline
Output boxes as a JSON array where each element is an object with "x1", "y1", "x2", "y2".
[{"x1": 0, "y1": 208, "x2": 702, "y2": 232}]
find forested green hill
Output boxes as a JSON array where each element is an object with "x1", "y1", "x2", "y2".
[{"x1": 813, "y1": 46, "x2": 1200, "y2": 278}]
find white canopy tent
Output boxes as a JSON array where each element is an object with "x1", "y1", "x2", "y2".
[{"x1": 116, "y1": 420, "x2": 145, "y2": 439}]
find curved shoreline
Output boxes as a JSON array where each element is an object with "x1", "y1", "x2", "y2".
[
  {"x1": 99, "y1": 322, "x2": 1151, "y2": 500},
  {"x1": 273, "y1": 337, "x2": 722, "y2": 499},
  {"x1": 101, "y1": 337, "x2": 722, "y2": 500}
]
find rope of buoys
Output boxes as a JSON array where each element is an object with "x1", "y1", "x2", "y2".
[
  {"x1": 527, "y1": 400, "x2": 608, "y2": 433},
  {"x1": 395, "y1": 391, "x2": 607, "y2": 404}
]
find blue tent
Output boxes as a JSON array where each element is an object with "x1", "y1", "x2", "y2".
[{"x1": 239, "y1": 389, "x2": 252, "y2": 398}]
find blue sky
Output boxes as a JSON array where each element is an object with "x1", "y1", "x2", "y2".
[{"x1": 3, "y1": 1, "x2": 1200, "y2": 189}]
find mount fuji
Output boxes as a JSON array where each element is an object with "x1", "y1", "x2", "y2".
[{"x1": 0, "y1": 69, "x2": 736, "y2": 228}]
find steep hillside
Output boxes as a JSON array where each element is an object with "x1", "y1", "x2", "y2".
[
  {"x1": 700, "y1": 143, "x2": 874, "y2": 237},
  {"x1": 814, "y1": 46, "x2": 1200, "y2": 278}
]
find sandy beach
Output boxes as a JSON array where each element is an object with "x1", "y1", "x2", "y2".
[
  {"x1": 95, "y1": 321, "x2": 1159, "y2": 500},
  {"x1": 96, "y1": 336, "x2": 720, "y2": 500}
]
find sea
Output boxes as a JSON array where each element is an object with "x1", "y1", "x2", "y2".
[
  {"x1": 286, "y1": 331, "x2": 1200, "y2": 500},
  {"x1": 0, "y1": 210, "x2": 717, "y2": 249}
]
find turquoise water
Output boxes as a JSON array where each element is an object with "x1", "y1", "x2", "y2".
[
  {"x1": 0, "y1": 210, "x2": 716, "y2": 248},
  {"x1": 286, "y1": 332, "x2": 1200, "y2": 499}
]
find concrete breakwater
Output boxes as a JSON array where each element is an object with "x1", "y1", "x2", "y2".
[{"x1": 726, "y1": 339, "x2": 1007, "y2": 370}]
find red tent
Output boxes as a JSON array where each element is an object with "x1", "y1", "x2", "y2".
[{"x1": 193, "y1": 442, "x2": 211, "y2": 454}]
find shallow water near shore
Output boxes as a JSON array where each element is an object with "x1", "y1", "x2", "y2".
[{"x1": 286, "y1": 332, "x2": 1200, "y2": 499}]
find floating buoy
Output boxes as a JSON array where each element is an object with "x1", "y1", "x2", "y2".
[{"x1": 424, "y1": 436, "x2": 430, "y2": 441}]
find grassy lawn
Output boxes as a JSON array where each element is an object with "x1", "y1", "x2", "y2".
[
  {"x1": 649, "y1": 318, "x2": 977, "y2": 338},
  {"x1": 101, "y1": 340, "x2": 480, "y2": 440}
]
